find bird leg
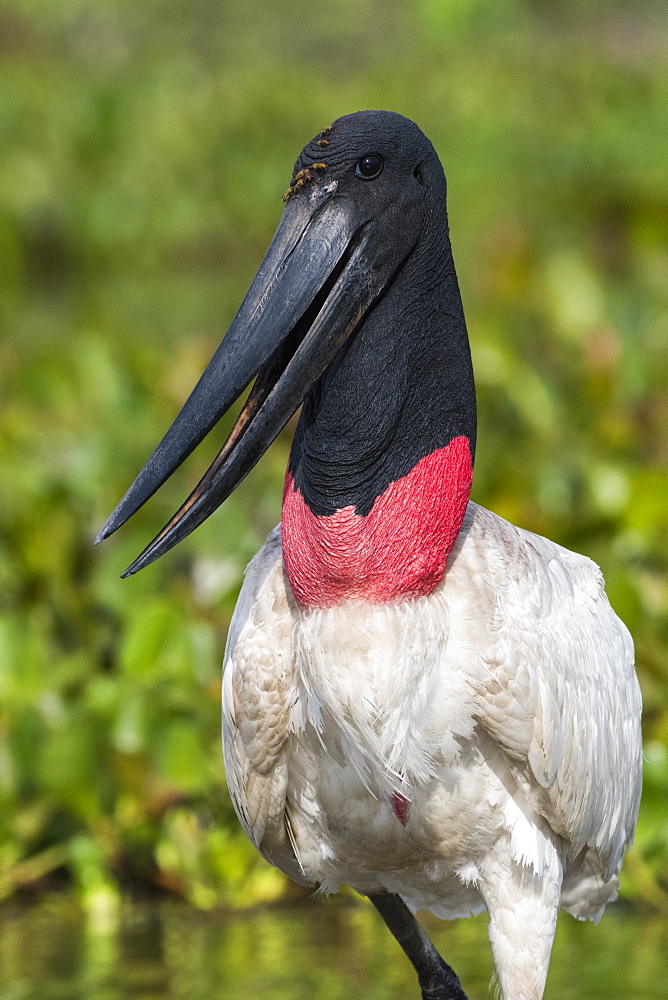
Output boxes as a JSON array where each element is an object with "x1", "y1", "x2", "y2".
[{"x1": 368, "y1": 893, "x2": 469, "y2": 1000}]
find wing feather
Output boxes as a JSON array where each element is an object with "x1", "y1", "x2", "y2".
[
  {"x1": 463, "y1": 504, "x2": 642, "y2": 878},
  {"x1": 222, "y1": 528, "x2": 307, "y2": 882}
]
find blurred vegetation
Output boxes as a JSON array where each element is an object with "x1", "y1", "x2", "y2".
[{"x1": 0, "y1": 0, "x2": 667, "y2": 923}]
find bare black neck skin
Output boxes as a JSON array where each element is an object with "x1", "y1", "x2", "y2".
[{"x1": 287, "y1": 216, "x2": 477, "y2": 517}]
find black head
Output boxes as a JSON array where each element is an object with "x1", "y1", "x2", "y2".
[
  {"x1": 290, "y1": 111, "x2": 442, "y2": 197},
  {"x1": 286, "y1": 111, "x2": 447, "y2": 258},
  {"x1": 96, "y1": 111, "x2": 467, "y2": 575}
]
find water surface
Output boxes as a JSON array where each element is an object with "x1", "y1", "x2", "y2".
[{"x1": 1, "y1": 896, "x2": 666, "y2": 999}]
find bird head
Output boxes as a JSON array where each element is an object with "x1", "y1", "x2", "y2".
[{"x1": 96, "y1": 111, "x2": 457, "y2": 575}]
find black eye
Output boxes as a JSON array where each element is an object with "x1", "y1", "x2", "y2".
[
  {"x1": 355, "y1": 154, "x2": 383, "y2": 180},
  {"x1": 413, "y1": 163, "x2": 424, "y2": 185}
]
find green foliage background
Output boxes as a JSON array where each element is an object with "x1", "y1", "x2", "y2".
[{"x1": 1, "y1": 0, "x2": 667, "y2": 920}]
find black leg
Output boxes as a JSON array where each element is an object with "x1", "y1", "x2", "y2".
[{"x1": 368, "y1": 893, "x2": 469, "y2": 1000}]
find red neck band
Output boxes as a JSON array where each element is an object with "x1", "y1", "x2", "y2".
[{"x1": 281, "y1": 435, "x2": 473, "y2": 608}]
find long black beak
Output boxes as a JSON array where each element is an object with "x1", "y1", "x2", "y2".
[{"x1": 96, "y1": 185, "x2": 398, "y2": 576}]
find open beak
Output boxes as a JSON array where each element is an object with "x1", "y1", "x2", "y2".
[{"x1": 96, "y1": 185, "x2": 399, "y2": 576}]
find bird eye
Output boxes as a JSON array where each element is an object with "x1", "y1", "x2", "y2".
[{"x1": 355, "y1": 154, "x2": 383, "y2": 180}]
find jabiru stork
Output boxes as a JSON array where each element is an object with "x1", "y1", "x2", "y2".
[{"x1": 97, "y1": 111, "x2": 642, "y2": 1000}]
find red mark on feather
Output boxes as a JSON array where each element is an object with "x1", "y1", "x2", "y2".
[
  {"x1": 390, "y1": 791, "x2": 411, "y2": 826},
  {"x1": 281, "y1": 436, "x2": 472, "y2": 608}
]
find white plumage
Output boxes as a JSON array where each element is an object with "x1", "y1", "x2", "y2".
[{"x1": 222, "y1": 501, "x2": 642, "y2": 1000}]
